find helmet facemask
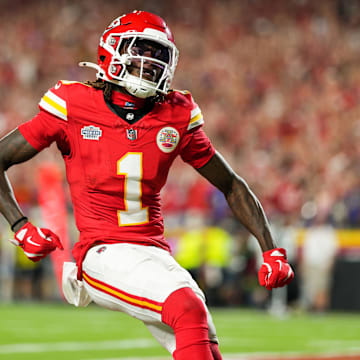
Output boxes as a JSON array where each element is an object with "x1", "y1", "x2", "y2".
[
  {"x1": 101, "y1": 31, "x2": 178, "y2": 99},
  {"x1": 79, "y1": 12, "x2": 179, "y2": 99}
]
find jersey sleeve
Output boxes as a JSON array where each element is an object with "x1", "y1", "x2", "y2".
[
  {"x1": 18, "y1": 110, "x2": 69, "y2": 154},
  {"x1": 177, "y1": 92, "x2": 215, "y2": 168},
  {"x1": 187, "y1": 102, "x2": 204, "y2": 131},
  {"x1": 38, "y1": 80, "x2": 69, "y2": 121},
  {"x1": 18, "y1": 81, "x2": 70, "y2": 153},
  {"x1": 179, "y1": 126, "x2": 216, "y2": 169},
  {"x1": 180, "y1": 92, "x2": 204, "y2": 131}
]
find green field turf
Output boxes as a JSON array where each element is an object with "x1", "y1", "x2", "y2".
[{"x1": 0, "y1": 303, "x2": 360, "y2": 360}]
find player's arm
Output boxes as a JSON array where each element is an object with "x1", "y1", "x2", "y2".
[
  {"x1": 0, "y1": 129, "x2": 38, "y2": 230},
  {"x1": 0, "y1": 129, "x2": 63, "y2": 261},
  {"x1": 197, "y1": 151, "x2": 274, "y2": 251},
  {"x1": 197, "y1": 151, "x2": 294, "y2": 289}
]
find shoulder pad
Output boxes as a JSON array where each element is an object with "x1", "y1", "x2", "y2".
[
  {"x1": 38, "y1": 80, "x2": 91, "y2": 121},
  {"x1": 58, "y1": 80, "x2": 91, "y2": 87},
  {"x1": 166, "y1": 90, "x2": 204, "y2": 130},
  {"x1": 166, "y1": 90, "x2": 192, "y2": 107},
  {"x1": 39, "y1": 81, "x2": 68, "y2": 121}
]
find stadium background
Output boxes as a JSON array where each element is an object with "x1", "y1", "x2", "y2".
[{"x1": 0, "y1": 0, "x2": 359, "y2": 359}]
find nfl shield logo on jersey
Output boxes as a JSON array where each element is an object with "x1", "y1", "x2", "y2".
[
  {"x1": 126, "y1": 128, "x2": 137, "y2": 141},
  {"x1": 156, "y1": 127, "x2": 180, "y2": 153}
]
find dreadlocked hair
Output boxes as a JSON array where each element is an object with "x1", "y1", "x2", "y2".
[
  {"x1": 85, "y1": 79, "x2": 114, "y2": 102},
  {"x1": 85, "y1": 79, "x2": 167, "y2": 104}
]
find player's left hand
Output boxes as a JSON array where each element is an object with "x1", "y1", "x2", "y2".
[
  {"x1": 258, "y1": 248, "x2": 294, "y2": 290},
  {"x1": 9, "y1": 222, "x2": 63, "y2": 262}
]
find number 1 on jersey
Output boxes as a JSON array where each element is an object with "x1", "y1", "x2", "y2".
[{"x1": 117, "y1": 152, "x2": 149, "y2": 226}]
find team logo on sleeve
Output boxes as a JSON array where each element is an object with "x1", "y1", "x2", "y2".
[
  {"x1": 156, "y1": 127, "x2": 180, "y2": 153},
  {"x1": 81, "y1": 125, "x2": 102, "y2": 140}
]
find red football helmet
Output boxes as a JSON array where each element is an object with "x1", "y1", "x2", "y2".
[{"x1": 80, "y1": 10, "x2": 179, "y2": 99}]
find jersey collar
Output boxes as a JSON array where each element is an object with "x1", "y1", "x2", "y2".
[{"x1": 111, "y1": 89, "x2": 147, "y2": 110}]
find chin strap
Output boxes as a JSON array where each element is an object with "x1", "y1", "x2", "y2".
[{"x1": 124, "y1": 73, "x2": 157, "y2": 99}]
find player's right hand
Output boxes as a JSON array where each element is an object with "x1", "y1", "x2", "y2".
[
  {"x1": 9, "y1": 222, "x2": 63, "y2": 262},
  {"x1": 258, "y1": 248, "x2": 294, "y2": 290}
]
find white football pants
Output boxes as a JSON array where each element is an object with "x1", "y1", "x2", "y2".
[{"x1": 63, "y1": 243, "x2": 218, "y2": 354}]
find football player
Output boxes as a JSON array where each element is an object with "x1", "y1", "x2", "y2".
[{"x1": 0, "y1": 11, "x2": 294, "y2": 360}]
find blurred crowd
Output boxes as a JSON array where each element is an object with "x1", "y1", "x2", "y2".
[
  {"x1": 1, "y1": 0, "x2": 358, "y2": 226},
  {"x1": 0, "y1": 0, "x2": 359, "y2": 309}
]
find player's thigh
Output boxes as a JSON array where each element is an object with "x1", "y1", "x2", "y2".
[
  {"x1": 82, "y1": 243, "x2": 205, "y2": 322},
  {"x1": 82, "y1": 243, "x2": 218, "y2": 352}
]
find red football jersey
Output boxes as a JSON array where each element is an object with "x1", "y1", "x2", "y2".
[{"x1": 19, "y1": 81, "x2": 215, "y2": 271}]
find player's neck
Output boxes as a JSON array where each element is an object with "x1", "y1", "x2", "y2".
[{"x1": 111, "y1": 88, "x2": 147, "y2": 110}]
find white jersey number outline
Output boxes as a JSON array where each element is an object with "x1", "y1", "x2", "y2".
[{"x1": 117, "y1": 152, "x2": 149, "y2": 226}]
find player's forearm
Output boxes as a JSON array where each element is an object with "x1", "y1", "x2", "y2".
[
  {"x1": 226, "y1": 175, "x2": 276, "y2": 252},
  {"x1": 0, "y1": 170, "x2": 27, "y2": 230},
  {"x1": 0, "y1": 129, "x2": 39, "y2": 231}
]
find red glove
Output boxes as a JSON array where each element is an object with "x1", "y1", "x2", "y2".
[
  {"x1": 9, "y1": 222, "x2": 63, "y2": 262},
  {"x1": 258, "y1": 248, "x2": 294, "y2": 290}
]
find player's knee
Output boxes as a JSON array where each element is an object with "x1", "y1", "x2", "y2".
[
  {"x1": 175, "y1": 289, "x2": 207, "y2": 326},
  {"x1": 162, "y1": 287, "x2": 208, "y2": 330}
]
